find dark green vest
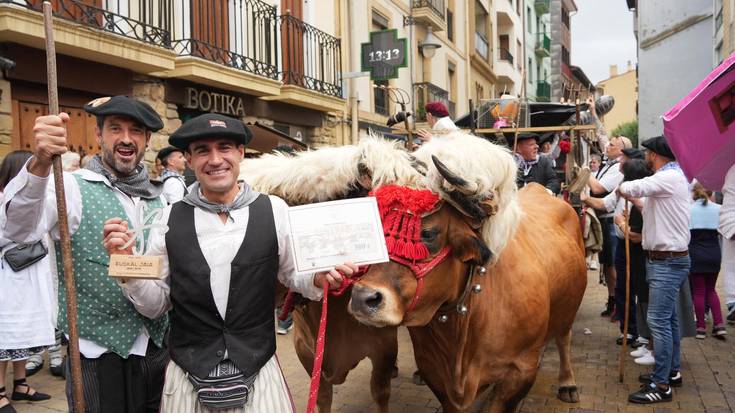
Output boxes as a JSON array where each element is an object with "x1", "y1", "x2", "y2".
[{"x1": 56, "y1": 175, "x2": 168, "y2": 358}]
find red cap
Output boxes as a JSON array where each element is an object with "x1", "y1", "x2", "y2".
[{"x1": 425, "y1": 101, "x2": 450, "y2": 118}]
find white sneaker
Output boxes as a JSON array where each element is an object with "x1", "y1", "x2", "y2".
[
  {"x1": 634, "y1": 352, "x2": 656, "y2": 366},
  {"x1": 630, "y1": 345, "x2": 650, "y2": 358}
]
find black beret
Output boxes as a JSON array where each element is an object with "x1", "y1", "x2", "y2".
[
  {"x1": 156, "y1": 146, "x2": 183, "y2": 162},
  {"x1": 169, "y1": 113, "x2": 252, "y2": 150},
  {"x1": 641, "y1": 135, "x2": 675, "y2": 160},
  {"x1": 504, "y1": 132, "x2": 540, "y2": 146},
  {"x1": 621, "y1": 147, "x2": 645, "y2": 160},
  {"x1": 84, "y1": 96, "x2": 163, "y2": 132}
]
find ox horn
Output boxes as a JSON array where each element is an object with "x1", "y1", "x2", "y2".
[{"x1": 431, "y1": 156, "x2": 478, "y2": 195}]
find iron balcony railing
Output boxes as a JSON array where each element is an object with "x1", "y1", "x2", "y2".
[
  {"x1": 475, "y1": 32, "x2": 489, "y2": 60},
  {"x1": 499, "y1": 47, "x2": 514, "y2": 65},
  {"x1": 534, "y1": 0, "x2": 549, "y2": 15},
  {"x1": 535, "y1": 32, "x2": 550, "y2": 56},
  {"x1": 1, "y1": 0, "x2": 171, "y2": 46},
  {"x1": 412, "y1": 0, "x2": 445, "y2": 20},
  {"x1": 279, "y1": 12, "x2": 342, "y2": 98},
  {"x1": 413, "y1": 82, "x2": 449, "y2": 121},
  {"x1": 171, "y1": 0, "x2": 279, "y2": 80},
  {"x1": 536, "y1": 80, "x2": 551, "y2": 102}
]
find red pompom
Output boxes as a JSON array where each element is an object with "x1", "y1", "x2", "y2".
[{"x1": 559, "y1": 140, "x2": 571, "y2": 153}]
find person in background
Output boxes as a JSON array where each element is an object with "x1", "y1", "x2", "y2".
[
  {"x1": 589, "y1": 135, "x2": 632, "y2": 319},
  {"x1": 0, "y1": 150, "x2": 53, "y2": 413},
  {"x1": 722, "y1": 163, "x2": 735, "y2": 325},
  {"x1": 416, "y1": 101, "x2": 458, "y2": 142},
  {"x1": 157, "y1": 146, "x2": 188, "y2": 204},
  {"x1": 61, "y1": 151, "x2": 80, "y2": 172},
  {"x1": 620, "y1": 136, "x2": 691, "y2": 405},
  {"x1": 589, "y1": 153, "x2": 602, "y2": 173},
  {"x1": 510, "y1": 133, "x2": 560, "y2": 194},
  {"x1": 689, "y1": 183, "x2": 727, "y2": 339}
]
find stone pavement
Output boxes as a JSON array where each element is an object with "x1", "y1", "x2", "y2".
[{"x1": 6, "y1": 269, "x2": 735, "y2": 412}]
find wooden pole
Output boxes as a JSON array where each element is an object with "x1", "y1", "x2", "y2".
[
  {"x1": 42, "y1": 3, "x2": 85, "y2": 411},
  {"x1": 619, "y1": 200, "x2": 632, "y2": 383},
  {"x1": 511, "y1": 70, "x2": 527, "y2": 154}
]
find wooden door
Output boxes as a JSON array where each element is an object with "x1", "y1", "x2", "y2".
[
  {"x1": 28, "y1": 0, "x2": 103, "y2": 26},
  {"x1": 281, "y1": 0, "x2": 304, "y2": 86},
  {"x1": 191, "y1": 0, "x2": 230, "y2": 63},
  {"x1": 13, "y1": 101, "x2": 98, "y2": 156}
]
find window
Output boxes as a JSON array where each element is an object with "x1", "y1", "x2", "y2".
[
  {"x1": 562, "y1": 46, "x2": 570, "y2": 65},
  {"x1": 372, "y1": 11, "x2": 389, "y2": 30},
  {"x1": 448, "y1": 61, "x2": 457, "y2": 103},
  {"x1": 527, "y1": 6, "x2": 532, "y2": 32},
  {"x1": 447, "y1": 9, "x2": 454, "y2": 42},
  {"x1": 528, "y1": 58, "x2": 533, "y2": 82}
]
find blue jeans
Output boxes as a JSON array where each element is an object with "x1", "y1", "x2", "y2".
[{"x1": 646, "y1": 255, "x2": 691, "y2": 385}]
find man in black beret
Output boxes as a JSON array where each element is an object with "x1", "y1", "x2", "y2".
[
  {"x1": 510, "y1": 132, "x2": 561, "y2": 194},
  {"x1": 102, "y1": 113, "x2": 358, "y2": 412},
  {"x1": 0, "y1": 95, "x2": 170, "y2": 412},
  {"x1": 156, "y1": 146, "x2": 187, "y2": 203},
  {"x1": 618, "y1": 136, "x2": 693, "y2": 404}
]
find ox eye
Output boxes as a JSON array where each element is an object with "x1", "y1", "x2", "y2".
[{"x1": 421, "y1": 228, "x2": 438, "y2": 241}]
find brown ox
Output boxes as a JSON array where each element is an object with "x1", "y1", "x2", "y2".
[{"x1": 349, "y1": 160, "x2": 587, "y2": 413}]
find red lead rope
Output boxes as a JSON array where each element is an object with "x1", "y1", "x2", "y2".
[{"x1": 305, "y1": 283, "x2": 329, "y2": 413}]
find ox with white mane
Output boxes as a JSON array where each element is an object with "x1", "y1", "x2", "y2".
[{"x1": 241, "y1": 132, "x2": 587, "y2": 413}]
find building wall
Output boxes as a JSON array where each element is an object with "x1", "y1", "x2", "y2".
[
  {"x1": 637, "y1": 0, "x2": 713, "y2": 139},
  {"x1": 596, "y1": 66, "x2": 637, "y2": 132},
  {"x1": 524, "y1": 0, "x2": 551, "y2": 101}
]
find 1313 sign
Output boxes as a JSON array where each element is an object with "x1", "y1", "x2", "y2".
[{"x1": 361, "y1": 29, "x2": 407, "y2": 80}]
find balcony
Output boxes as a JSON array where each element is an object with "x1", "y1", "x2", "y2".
[
  {"x1": 536, "y1": 80, "x2": 550, "y2": 102},
  {"x1": 499, "y1": 47, "x2": 514, "y2": 65},
  {"x1": 413, "y1": 82, "x2": 449, "y2": 121},
  {"x1": 475, "y1": 31, "x2": 489, "y2": 60},
  {"x1": 534, "y1": 0, "x2": 549, "y2": 15},
  {"x1": 264, "y1": 12, "x2": 344, "y2": 112},
  {"x1": 412, "y1": 0, "x2": 446, "y2": 32},
  {"x1": 535, "y1": 33, "x2": 550, "y2": 57},
  {"x1": 0, "y1": 0, "x2": 176, "y2": 73}
]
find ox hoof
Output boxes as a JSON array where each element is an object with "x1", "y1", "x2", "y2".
[
  {"x1": 391, "y1": 365, "x2": 399, "y2": 379},
  {"x1": 557, "y1": 386, "x2": 579, "y2": 403},
  {"x1": 412, "y1": 370, "x2": 426, "y2": 386}
]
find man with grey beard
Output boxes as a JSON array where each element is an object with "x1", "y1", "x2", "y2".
[{"x1": 0, "y1": 96, "x2": 169, "y2": 413}]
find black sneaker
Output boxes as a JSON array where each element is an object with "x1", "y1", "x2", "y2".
[
  {"x1": 601, "y1": 296, "x2": 615, "y2": 317},
  {"x1": 638, "y1": 371, "x2": 682, "y2": 387},
  {"x1": 616, "y1": 334, "x2": 637, "y2": 346},
  {"x1": 628, "y1": 383, "x2": 673, "y2": 404},
  {"x1": 727, "y1": 303, "x2": 735, "y2": 325}
]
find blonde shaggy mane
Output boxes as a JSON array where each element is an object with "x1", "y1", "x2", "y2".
[
  {"x1": 239, "y1": 137, "x2": 423, "y2": 205},
  {"x1": 240, "y1": 132, "x2": 521, "y2": 260},
  {"x1": 414, "y1": 132, "x2": 522, "y2": 259}
]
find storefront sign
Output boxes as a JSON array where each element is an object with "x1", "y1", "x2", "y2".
[
  {"x1": 361, "y1": 29, "x2": 407, "y2": 81},
  {"x1": 184, "y1": 87, "x2": 246, "y2": 117}
]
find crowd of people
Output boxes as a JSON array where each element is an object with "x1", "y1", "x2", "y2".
[{"x1": 0, "y1": 95, "x2": 733, "y2": 411}]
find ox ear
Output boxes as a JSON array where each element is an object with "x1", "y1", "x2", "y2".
[{"x1": 448, "y1": 226, "x2": 493, "y2": 266}]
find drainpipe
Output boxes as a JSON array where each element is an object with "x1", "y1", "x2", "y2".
[{"x1": 348, "y1": 0, "x2": 359, "y2": 145}]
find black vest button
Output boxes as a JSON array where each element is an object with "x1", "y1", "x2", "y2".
[{"x1": 216, "y1": 350, "x2": 223, "y2": 357}]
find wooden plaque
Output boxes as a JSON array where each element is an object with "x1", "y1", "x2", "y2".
[{"x1": 108, "y1": 255, "x2": 162, "y2": 280}]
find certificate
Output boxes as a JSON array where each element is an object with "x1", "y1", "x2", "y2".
[{"x1": 288, "y1": 197, "x2": 388, "y2": 274}]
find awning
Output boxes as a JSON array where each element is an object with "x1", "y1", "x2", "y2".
[{"x1": 245, "y1": 122, "x2": 307, "y2": 153}]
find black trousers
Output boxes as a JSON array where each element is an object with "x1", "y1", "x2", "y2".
[{"x1": 66, "y1": 339, "x2": 169, "y2": 413}]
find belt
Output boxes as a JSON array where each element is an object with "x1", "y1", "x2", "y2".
[{"x1": 647, "y1": 250, "x2": 688, "y2": 260}]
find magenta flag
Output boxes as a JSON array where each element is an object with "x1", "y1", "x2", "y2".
[{"x1": 663, "y1": 52, "x2": 735, "y2": 191}]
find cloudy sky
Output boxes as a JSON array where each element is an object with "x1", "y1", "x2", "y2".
[{"x1": 571, "y1": 0, "x2": 638, "y2": 84}]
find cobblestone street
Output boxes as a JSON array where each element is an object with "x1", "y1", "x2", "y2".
[{"x1": 7, "y1": 270, "x2": 735, "y2": 412}]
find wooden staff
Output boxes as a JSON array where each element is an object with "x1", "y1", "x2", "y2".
[
  {"x1": 42, "y1": 3, "x2": 85, "y2": 411},
  {"x1": 618, "y1": 200, "x2": 632, "y2": 383},
  {"x1": 511, "y1": 70, "x2": 527, "y2": 154}
]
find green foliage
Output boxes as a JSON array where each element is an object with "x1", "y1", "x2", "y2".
[{"x1": 611, "y1": 119, "x2": 639, "y2": 147}]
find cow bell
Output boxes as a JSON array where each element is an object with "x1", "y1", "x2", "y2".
[
  {"x1": 477, "y1": 266, "x2": 487, "y2": 276},
  {"x1": 457, "y1": 305, "x2": 469, "y2": 315},
  {"x1": 437, "y1": 314, "x2": 449, "y2": 323},
  {"x1": 471, "y1": 284, "x2": 482, "y2": 294}
]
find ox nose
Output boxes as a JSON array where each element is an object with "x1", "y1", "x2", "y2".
[{"x1": 351, "y1": 286, "x2": 383, "y2": 314}]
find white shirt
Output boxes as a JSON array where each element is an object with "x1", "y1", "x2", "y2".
[
  {"x1": 596, "y1": 159, "x2": 623, "y2": 193},
  {"x1": 0, "y1": 163, "x2": 164, "y2": 358},
  {"x1": 432, "y1": 116, "x2": 459, "y2": 131},
  {"x1": 161, "y1": 171, "x2": 187, "y2": 204},
  {"x1": 118, "y1": 193, "x2": 322, "y2": 321},
  {"x1": 618, "y1": 166, "x2": 691, "y2": 252}
]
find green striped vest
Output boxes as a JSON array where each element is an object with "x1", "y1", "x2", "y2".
[{"x1": 55, "y1": 175, "x2": 168, "y2": 358}]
